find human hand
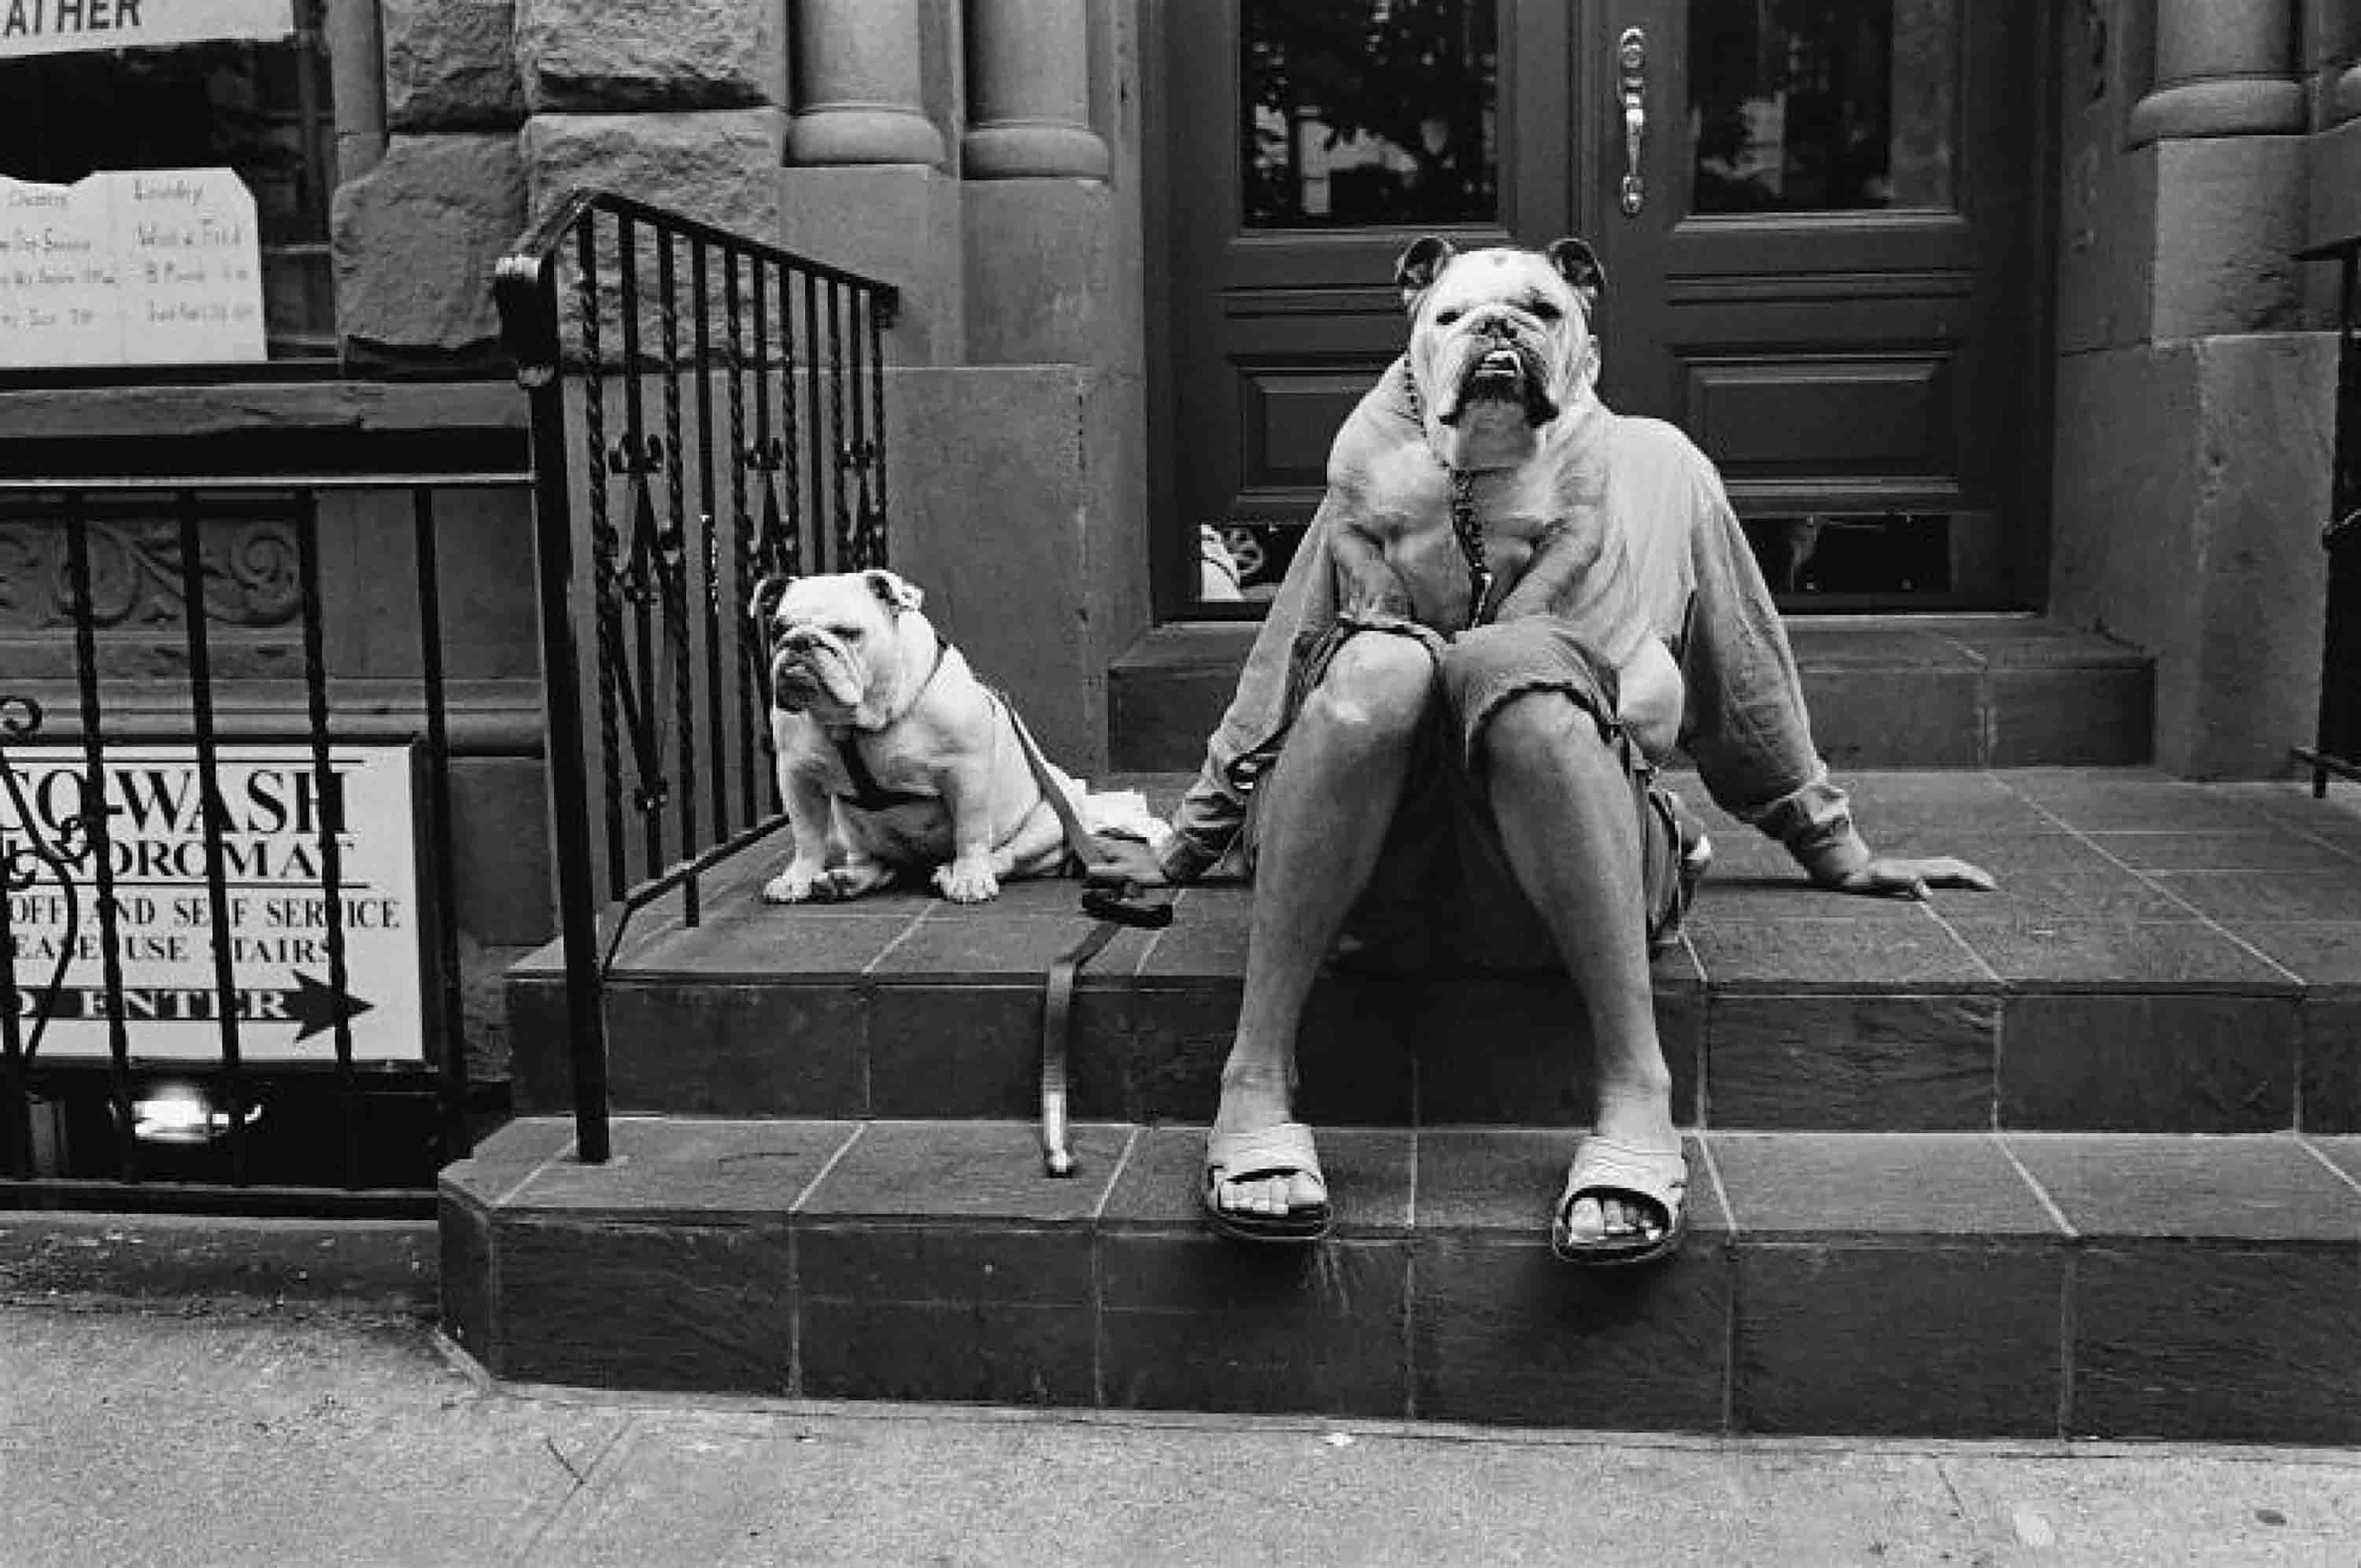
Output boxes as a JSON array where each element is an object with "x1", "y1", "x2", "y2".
[
  {"x1": 1082, "y1": 835, "x2": 1170, "y2": 891},
  {"x1": 1823, "y1": 855, "x2": 1997, "y2": 902}
]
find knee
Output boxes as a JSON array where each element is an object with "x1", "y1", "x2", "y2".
[
  {"x1": 1306, "y1": 634, "x2": 1433, "y2": 746},
  {"x1": 1481, "y1": 688, "x2": 1613, "y2": 783}
]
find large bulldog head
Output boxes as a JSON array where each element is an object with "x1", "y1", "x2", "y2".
[
  {"x1": 1395, "y1": 235, "x2": 1605, "y2": 470},
  {"x1": 750, "y1": 567, "x2": 933, "y2": 728}
]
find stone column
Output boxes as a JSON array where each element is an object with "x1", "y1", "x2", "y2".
[
  {"x1": 2314, "y1": 1, "x2": 2361, "y2": 250},
  {"x1": 959, "y1": 0, "x2": 1114, "y2": 367},
  {"x1": 2128, "y1": 0, "x2": 2305, "y2": 143},
  {"x1": 785, "y1": 0, "x2": 945, "y2": 167},
  {"x1": 2331, "y1": 0, "x2": 2361, "y2": 124},
  {"x1": 778, "y1": 0, "x2": 961, "y2": 362},
  {"x1": 323, "y1": 0, "x2": 387, "y2": 183},
  {"x1": 963, "y1": 0, "x2": 1109, "y2": 179}
]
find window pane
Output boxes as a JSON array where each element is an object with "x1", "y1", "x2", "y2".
[
  {"x1": 1242, "y1": 0, "x2": 1499, "y2": 229},
  {"x1": 1690, "y1": 0, "x2": 1956, "y2": 215},
  {"x1": 0, "y1": 30, "x2": 338, "y2": 360}
]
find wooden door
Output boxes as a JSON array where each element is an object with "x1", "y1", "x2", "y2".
[
  {"x1": 1156, "y1": 0, "x2": 1573, "y2": 612},
  {"x1": 1150, "y1": 0, "x2": 2050, "y2": 612},
  {"x1": 1587, "y1": 0, "x2": 2049, "y2": 607}
]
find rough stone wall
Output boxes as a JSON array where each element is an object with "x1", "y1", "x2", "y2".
[{"x1": 333, "y1": 0, "x2": 527, "y2": 371}]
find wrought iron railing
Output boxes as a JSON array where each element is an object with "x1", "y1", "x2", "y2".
[
  {"x1": 493, "y1": 190, "x2": 902, "y2": 1164},
  {"x1": 0, "y1": 473, "x2": 526, "y2": 1215}
]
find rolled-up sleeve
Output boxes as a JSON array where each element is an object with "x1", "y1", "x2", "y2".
[{"x1": 1676, "y1": 464, "x2": 1871, "y2": 883}]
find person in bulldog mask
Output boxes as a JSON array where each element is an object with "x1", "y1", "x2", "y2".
[{"x1": 1092, "y1": 235, "x2": 1993, "y2": 1262}]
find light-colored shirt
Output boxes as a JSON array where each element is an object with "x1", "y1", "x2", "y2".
[{"x1": 1158, "y1": 357, "x2": 1868, "y2": 884}]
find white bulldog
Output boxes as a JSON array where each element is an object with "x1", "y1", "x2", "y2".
[
  {"x1": 753, "y1": 569, "x2": 1071, "y2": 904},
  {"x1": 1336, "y1": 234, "x2": 1683, "y2": 754}
]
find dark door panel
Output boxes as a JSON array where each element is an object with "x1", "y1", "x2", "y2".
[{"x1": 1152, "y1": 0, "x2": 2051, "y2": 611}]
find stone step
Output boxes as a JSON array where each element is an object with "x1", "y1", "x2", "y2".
[
  {"x1": 440, "y1": 1116, "x2": 2361, "y2": 1443},
  {"x1": 505, "y1": 770, "x2": 2361, "y2": 1136},
  {"x1": 1108, "y1": 615, "x2": 2153, "y2": 772}
]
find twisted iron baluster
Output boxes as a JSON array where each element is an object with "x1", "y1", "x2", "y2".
[
  {"x1": 175, "y1": 487, "x2": 252, "y2": 1184},
  {"x1": 0, "y1": 695, "x2": 91, "y2": 1175},
  {"x1": 725, "y1": 250, "x2": 760, "y2": 824},
  {"x1": 802, "y1": 274, "x2": 826, "y2": 574},
  {"x1": 775, "y1": 259, "x2": 804, "y2": 583},
  {"x1": 657, "y1": 229, "x2": 699, "y2": 915},
  {"x1": 578, "y1": 218, "x2": 626, "y2": 899},
  {"x1": 866, "y1": 290, "x2": 890, "y2": 570},
  {"x1": 61, "y1": 496, "x2": 137, "y2": 1179},
  {"x1": 689, "y1": 240, "x2": 728, "y2": 847},
  {"x1": 826, "y1": 282, "x2": 855, "y2": 573},
  {"x1": 615, "y1": 212, "x2": 665, "y2": 882}
]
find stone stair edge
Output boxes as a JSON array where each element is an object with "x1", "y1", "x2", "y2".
[{"x1": 447, "y1": 1116, "x2": 2361, "y2": 1248}]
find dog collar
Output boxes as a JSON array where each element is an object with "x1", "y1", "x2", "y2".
[{"x1": 826, "y1": 629, "x2": 951, "y2": 811}]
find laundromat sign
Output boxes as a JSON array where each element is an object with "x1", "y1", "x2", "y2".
[
  {"x1": 0, "y1": 0, "x2": 294, "y2": 58},
  {"x1": 3, "y1": 744, "x2": 429, "y2": 1065}
]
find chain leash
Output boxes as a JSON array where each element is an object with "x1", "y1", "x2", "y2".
[{"x1": 1402, "y1": 363, "x2": 1495, "y2": 630}]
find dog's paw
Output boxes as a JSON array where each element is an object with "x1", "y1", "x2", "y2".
[
  {"x1": 762, "y1": 866, "x2": 828, "y2": 904},
  {"x1": 820, "y1": 861, "x2": 893, "y2": 902},
  {"x1": 932, "y1": 860, "x2": 1000, "y2": 904}
]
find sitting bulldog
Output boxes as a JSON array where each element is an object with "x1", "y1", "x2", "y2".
[
  {"x1": 755, "y1": 568, "x2": 1073, "y2": 906},
  {"x1": 1089, "y1": 236, "x2": 1993, "y2": 1259}
]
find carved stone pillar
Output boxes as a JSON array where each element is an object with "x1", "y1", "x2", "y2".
[
  {"x1": 963, "y1": 0, "x2": 1108, "y2": 179},
  {"x1": 785, "y1": 0, "x2": 945, "y2": 168},
  {"x1": 2333, "y1": 0, "x2": 2361, "y2": 124},
  {"x1": 324, "y1": 0, "x2": 387, "y2": 183},
  {"x1": 2128, "y1": 0, "x2": 2304, "y2": 143}
]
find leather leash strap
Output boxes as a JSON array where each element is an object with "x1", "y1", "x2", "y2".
[{"x1": 995, "y1": 692, "x2": 1175, "y2": 1177}]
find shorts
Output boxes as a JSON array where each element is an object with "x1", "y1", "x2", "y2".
[{"x1": 1241, "y1": 617, "x2": 1698, "y2": 972}]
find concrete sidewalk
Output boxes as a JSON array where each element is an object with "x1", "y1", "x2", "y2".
[{"x1": 5, "y1": 1299, "x2": 2360, "y2": 1566}]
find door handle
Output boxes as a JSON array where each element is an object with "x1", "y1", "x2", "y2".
[{"x1": 1617, "y1": 26, "x2": 1647, "y2": 216}]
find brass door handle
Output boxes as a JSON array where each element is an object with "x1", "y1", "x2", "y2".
[{"x1": 1618, "y1": 26, "x2": 1647, "y2": 216}]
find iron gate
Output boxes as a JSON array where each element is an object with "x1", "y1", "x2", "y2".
[
  {"x1": 0, "y1": 473, "x2": 523, "y2": 1215},
  {"x1": 493, "y1": 189, "x2": 903, "y2": 1164}
]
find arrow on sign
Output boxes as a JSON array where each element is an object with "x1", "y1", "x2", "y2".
[{"x1": 13, "y1": 972, "x2": 374, "y2": 1041}]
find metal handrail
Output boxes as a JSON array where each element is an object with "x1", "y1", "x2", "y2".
[{"x1": 493, "y1": 188, "x2": 903, "y2": 1166}]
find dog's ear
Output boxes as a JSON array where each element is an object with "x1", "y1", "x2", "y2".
[
  {"x1": 1543, "y1": 238, "x2": 1605, "y2": 319},
  {"x1": 1394, "y1": 235, "x2": 1458, "y2": 312},
  {"x1": 748, "y1": 574, "x2": 792, "y2": 632},
  {"x1": 863, "y1": 568, "x2": 925, "y2": 615}
]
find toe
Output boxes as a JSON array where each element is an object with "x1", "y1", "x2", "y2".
[
  {"x1": 1561, "y1": 1195, "x2": 1605, "y2": 1243},
  {"x1": 1288, "y1": 1171, "x2": 1325, "y2": 1213}
]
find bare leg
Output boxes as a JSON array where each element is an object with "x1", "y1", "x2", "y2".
[
  {"x1": 1214, "y1": 633, "x2": 1433, "y2": 1219},
  {"x1": 1482, "y1": 692, "x2": 1678, "y2": 1241}
]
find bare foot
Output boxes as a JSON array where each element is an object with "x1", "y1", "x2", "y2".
[
  {"x1": 1209, "y1": 1064, "x2": 1325, "y2": 1220},
  {"x1": 1559, "y1": 1082, "x2": 1680, "y2": 1245}
]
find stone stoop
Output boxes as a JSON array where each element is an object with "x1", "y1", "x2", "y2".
[
  {"x1": 1108, "y1": 617, "x2": 2154, "y2": 773},
  {"x1": 462, "y1": 769, "x2": 2361, "y2": 1440},
  {"x1": 505, "y1": 771, "x2": 2361, "y2": 1136},
  {"x1": 442, "y1": 1117, "x2": 2361, "y2": 1443}
]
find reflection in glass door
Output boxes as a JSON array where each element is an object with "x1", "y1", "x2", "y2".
[
  {"x1": 1243, "y1": 2, "x2": 1500, "y2": 230},
  {"x1": 1689, "y1": 0, "x2": 1956, "y2": 214}
]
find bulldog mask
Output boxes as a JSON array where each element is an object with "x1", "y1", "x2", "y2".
[
  {"x1": 752, "y1": 569, "x2": 1071, "y2": 905},
  {"x1": 1396, "y1": 234, "x2": 1605, "y2": 473}
]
